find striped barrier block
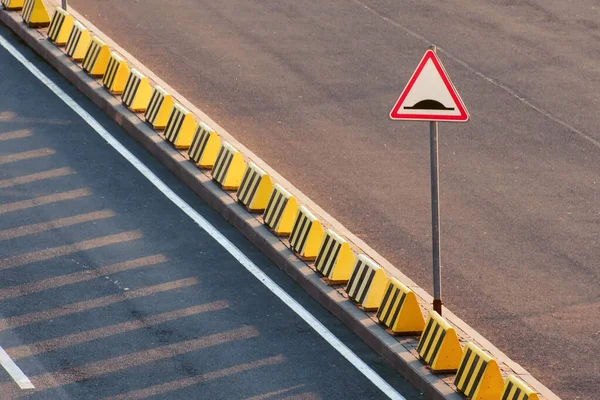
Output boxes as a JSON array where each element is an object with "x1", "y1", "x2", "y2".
[
  {"x1": 163, "y1": 104, "x2": 197, "y2": 149},
  {"x1": 416, "y1": 311, "x2": 462, "y2": 373},
  {"x1": 376, "y1": 277, "x2": 424, "y2": 335},
  {"x1": 145, "y1": 86, "x2": 174, "y2": 130},
  {"x1": 122, "y1": 69, "x2": 152, "y2": 113},
  {"x1": 22, "y1": 0, "x2": 49, "y2": 27},
  {"x1": 2, "y1": 0, "x2": 23, "y2": 11},
  {"x1": 314, "y1": 229, "x2": 355, "y2": 284},
  {"x1": 188, "y1": 122, "x2": 221, "y2": 169},
  {"x1": 82, "y1": 36, "x2": 110, "y2": 77},
  {"x1": 47, "y1": 7, "x2": 74, "y2": 46},
  {"x1": 103, "y1": 52, "x2": 130, "y2": 94},
  {"x1": 345, "y1": 254, "x2": 387, "y2": 311},
  {"x1": 500, "y1": 375, "x2": 540, "y2": 400},
  {"x1": 65, "y1": 21, "x2": 91, "y2": 62},
  {"x1": 454, "y1": 342, "x2": 504, "y2": 400},
  {"x1": 263, "y1": 184, "x2": 298, "y2": 236},
  {"x1": 236, "y1": 162, "x2": 273, "y2": 213},
  {"x1": 289, "y1": 206, "x2": 324, "y2": 261},
  {"x1": 211, "y1": 142, "x2": 247, "y2": 191}
]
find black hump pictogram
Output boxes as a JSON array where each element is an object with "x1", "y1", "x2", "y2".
[{"x1": 404, "y1": 99, "x2": 454, "y2": 111}]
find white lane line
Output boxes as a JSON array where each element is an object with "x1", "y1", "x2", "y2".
[
  {"x1": 0, "y1": 34, "x2": 406, "y2": 400},
  {"x1": 0, "y1": 346, "x2": 34, "y2": 389}
]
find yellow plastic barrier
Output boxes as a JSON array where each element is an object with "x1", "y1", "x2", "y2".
[
  {"x1": 2, "y1": 0, "x2": 24, "y2": 11},
  {"x1": 345, "y1": 254, "x2": 387, "y2": 311},
  {"x1": 236, "y1": 162, "x2": 273, "y2": 213},
  {"x1": 314, "y1": 229, "x2": 355, "y2": 284},
  {"x1": 289, "y1": 206, "x2": 324, "y2": 261},
  {"x1": 454, "y1": 342, "x2": 504, "y2": 400},
  {"x1": 102, "y1": 52, "x2": 129, "y2": 94},
  {"x1": 500, "y1": 375, "x2": 540, "y2": 400},
  {"x1": 376, "y1": 277, "x2": 424, "y2": 335},
  {"x1": 163, "y1": 104, "x2": 197, "y2": 149},
  {"x1": 145, "y1": 86, "x2": 174, "y2": 130},
  {"x1": 122, "y1": 69, "x2": 152, "y2": 113},
  {"x1": 47, "y1": 7, "x2": 73, "y2": 46},
  {"x1": 21, "y1": 0, "x2": 49, "y2": 27},
  {"x1": 82, "y1": 36, "x2": 110, "y2": 77},
  {"x1": 263, "y1": 184, "x2": 298, "y2": 236},
  {"x1": 417, "y1": 311, "x2": 463, "y2": 373},
  {"x1": 187, "y1": 122, "x2": 221, "y2": 169},
  {"x1": 211, "y1": 142, "x2": 247, "y2": 191},
  {"x1": 65, "y1": 21, "x2": 91, "y2": 62}
]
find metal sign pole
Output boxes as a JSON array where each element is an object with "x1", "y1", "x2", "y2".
[
  {"x1": 62, "y1": 0, "x2": 67, "y2": 11},
  {"x1": 430, "y1": 119, "x2": 442, "y2": 315}
]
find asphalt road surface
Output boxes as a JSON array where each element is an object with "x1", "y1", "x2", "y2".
[
  {"x1": 0, "y1": 25, "x2": 422, "y2": 400},
  {"x1": 65, "y1": 1, "x2": 600, "y2": 398}
]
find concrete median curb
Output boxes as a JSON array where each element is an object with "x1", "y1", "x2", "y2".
[{"x1": 0, "y1": 5, "x2": 559, "y2": 400}]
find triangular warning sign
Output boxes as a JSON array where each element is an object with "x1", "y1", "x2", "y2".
[{"x1": 390, "y1": 49, "x2": 469, "y2": 122}]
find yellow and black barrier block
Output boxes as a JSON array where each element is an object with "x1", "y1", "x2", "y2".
[
  {"x1": 416, "y1": 311, "x2": 463, "y2": 373},
  {"x1": 263, "y1": 184, "x2": 298, "y2": 236},
  {"x1": 65, "y1": 21, "x2": 91, "y2": 62},
  {"x1": 236, "y1": 162, "x2": 273, "y2": 213},
  {"x1": 211, "y1": 142, "x2": 247, "y2": 191},
  {"x1": 314, "y1": 229, "x2": 355, "y2": 284},
  {"x1": 22, "y1": 0, "x2": 49, "y2": 27},
  {"x1": 345, "y1": 254, "x2": 387, "y2": 311},
  {"x1": 122, "y1": 69, "x2": 152, "y2": 113},
  {"x1": 500, "y1": 375, "x2": 540, "y2": 400},
  {"x1": 2, "y1": 0, "x2": 24, "y2": 11},
  {"x1": 47, "y1": 7, "x2": 73, "y2": 45},
  {"x1": 289, "y1": 206, "x2": 324, "y2": 261},
  {"x1": 163, "y1": 104, "x2": 197, "y2": 149},
  {"x1": 376, "y1": 277, "x2": 424, "y2": 335},
  {"x1": 454, "y1": 342, "x2": 504, "y2": 400},
  {"x1": 145, "y1": 86, "x2": 174, "y2": 130},
  {"x1": 103, "y1": 51, "x2": 129, "y2": 94},
  {"x1": 82, "y1": 36, "x2": 110, "y2": 77},
  {"x1": 188, "y1": 122, "x2": 221, "y2": 169}
]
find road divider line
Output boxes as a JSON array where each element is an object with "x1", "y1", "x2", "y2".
[
  {"x1": 0, "y1": 345, "x2": 34, "y2": 389},
  {"x1": 0, "y1": 32, "x2": 406, "y2": 400}
]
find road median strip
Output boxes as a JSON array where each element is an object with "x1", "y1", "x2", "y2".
[{"x1": 0, "y1": 3, "x2": 560, "y2": 399}]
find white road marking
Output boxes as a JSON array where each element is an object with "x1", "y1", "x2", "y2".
[
  {"x1": 0, "y1": 346, "x2": 34, "y2": 389},
  {"x1": 0, "y1": 34, "x2": 407, "y2": 399}
]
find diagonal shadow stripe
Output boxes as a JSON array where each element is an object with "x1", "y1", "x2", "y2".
[
  {"x1": 0, "y1": 130, "x2": 32, "y2": 141},
  {"x1": 0, "y1": 188, "x2": 91, "y2": 215},
  {"x1": 0, "y1": 230, "x2": 143, "y2": 271},
  {"x1": 0, "y1": 148, "x2": 55, "y2": 165},
  {"x1": 0, "y1": 254, "x2": 166, "y2": 300},
  {"x1": 0, "y1": 278, "x2": 199, "y2": 331},
  {"x1": 106, "y1": 354, "x2": 286, "y2": 400},
  {"x1": 0, "y1": 168, "x2": 75, "y2": 189}
]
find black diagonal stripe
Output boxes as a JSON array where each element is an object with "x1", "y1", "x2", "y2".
[
  {"x1": 266, "y1": 193, "x2": 284, "y2": 226},
  {"x1": 219, "y1": 153, "x2": 234, "y2": 182},
  {"x1": 455, "y1": 348, "x2": 472, "y2": 386},
  {"x1": 87, "y1": 44, "x2": 101, "y2": 71},
  {"x1": 315, "y1": 235, "x2": 331, "y2": 269},
  {"x1": 244, "y1": 171, "x2": 262, "y2": 206},
  {"x1": 196, "y1": 130, "x2": 211, "y2": 160},
  {"x1": 467, "y1": 360, "x2": 488, "y2": 398},
  {"x1": 381, "y1": 288, "x2": 400, "y2": 324},
  {"x1": 150, "y1": 96, "x2": 165, "y2": 123},
  {"x1": 388, "y1": 292, "x2": 407, "y2": 328},
  {"x1": 188, "y1": 130, "x2": 202, "y2": 160},
  {"x1": 324, "y1": 243, "x2": 342, "y2": 277},
  {"x1": 346, "y1": 260, "x2": 363, "y2": 295},
  {"x1": 122, "y1": 74, "x2": 135, "y2": 103},
  {"x1": 297, "y1": 221, "x2": 312, "y2": 254},
  {"x1": 82, "y1": 43, "x2": 95, "y2": 69},
  {"x1": 103, "y1": 58, "x2": 116, "y2": 87},
  {"x1": 501, "y1": 382, "x2": 513, "y2": 400},
  {"x1": 428, "y1": 329, "x2": 446, "y2": 364},
  {"x1": 212, "y1": 147, "x2": 227, "y2": 178},
  {"x1": 292, "y1": 216, "x2": 308, "y2": 249},
  {"x1": 421, "y1": 324, "x2": 440, "y2": 361},
  {"x1": 512, "y1": 388, "x2": 523, "y2": 400},
  {"x1": 145, "y1": 90, "x2": 159, "y2": 119},
  {"x1": 66, "y1": 29, "x2": 78, "y2": 55},
  {"x1": 272, "y1": 198, "x2": 289, "y2": 230},
  {"x1": 376, "y1": 284, "x2": 395, "y2": 320},
  {"x1": 354, "y1": 267, "x2": 371, "y2": 303},
  {"x1": 289, "y1": 214, "x2": 304, "y2": 248},
  {"x1": 127, "y1": 77, "x2": 142, "y2": 107},
  {"x1": 417, "y1": 317, "x2": 434, "y2": 353},
  {"x1": 237, "y1": 168, "x2": 253, "y2": 201},
  {"x1": 163, "y1": 109, "x2": 178, "y2": 139},
  {"x1": 461, "y1": 354, "x2": 481, "y2": 393},
  {"x1": 263, "y1": 192, "x2": 278, "y2": 225}
]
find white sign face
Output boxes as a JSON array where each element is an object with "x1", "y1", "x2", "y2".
[{"x1": 390, "y1": 50, "x2": 469, "y2": 122}]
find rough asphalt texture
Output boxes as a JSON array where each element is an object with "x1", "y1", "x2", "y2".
[
  {"x1": 66, "y1": 1, "x2": 600, "y2": 398},
  {"x1": 0, "y1": 25, "x2": 423, "y2": 399}
]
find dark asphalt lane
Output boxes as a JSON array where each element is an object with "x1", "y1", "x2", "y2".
[
  {"x1": 0, "y1": 25, "x2": 422, "y2": 399},
  {"x1": 66, "y1": 1, "x2": 600, "y2": 398}
]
